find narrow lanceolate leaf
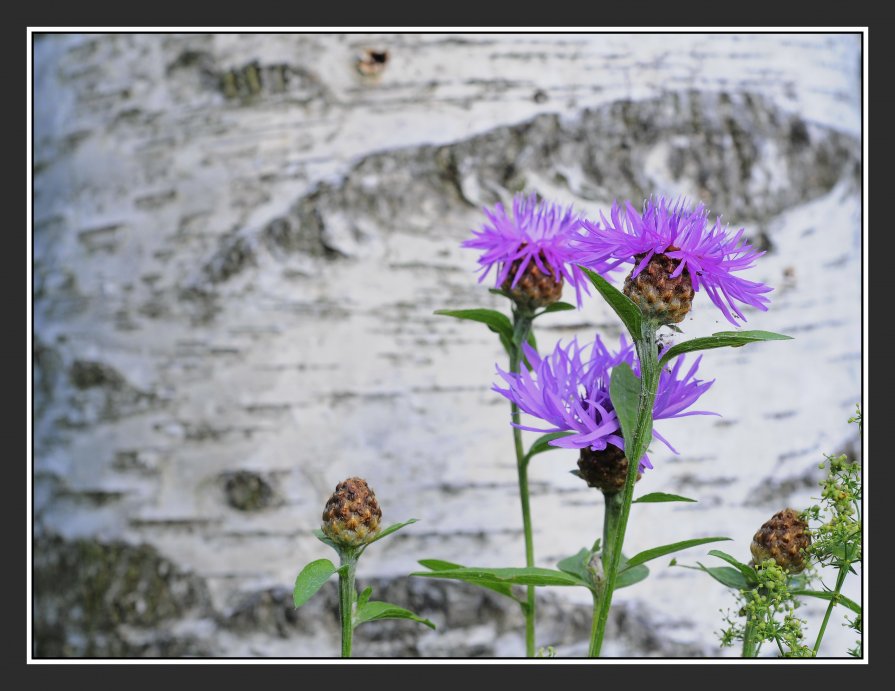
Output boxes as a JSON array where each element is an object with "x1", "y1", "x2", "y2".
[
  {"x1": 416, "y1": 560, "x2": 518, "y2": 601},
  {"x1": 527, "y1": 431, "x2": 576, "y2": 460},
  {"x1": 632, "y1": 492, "x2": 698, "y2": 504},
  {"x1": 579, "y1": 266, "x2": 642, "y2": 341},
  {"x1": 659, "y1": 330, "x2": 792, "y2": 366},
  {"x1": 609, "y1": 362, "x2": 645, "y2": 460},
  {"x1": 790, "y1": 590, "x2": 861, "y2": 615},
  {"x1": 536, "y1": 302, "x2": 576, "y2": 316},
  {"x1": 367, "y1": 518, "x2": 419, "y2": 544},
  {"x1": 708, "y1": 550, "x2": 758, "y2": 586},
  {"x1": 410, "y1": 566, "x2": 584, "y2": 588},
  {"x1": 435, "y1": 309, "x2": 513, "y2": 343},
  {"x1": 355, "y1": 601, "x2": 436, "y2": 630},
  {"x1": 293, "y1": 559, "x2": 338, "y2": 608},
  {"x1": 676, "y1": 562, "x2": 753, "y2": 590},
  {"x1": 624, "y1": 537, "x2": 732, "y2": 568}
]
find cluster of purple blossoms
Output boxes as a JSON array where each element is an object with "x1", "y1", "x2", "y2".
[
  {"x1": 493, "y1": 335, "x2": 716, "y2": 471},
  {"x1": 576, "y1": 196, "x2": 772, "y2": 325},
  {"x1": 462, "y1": 193, "x2": 772, "y2": 473},
  {"x1": 461, "y1": 194, "x2": 601, "y2": 308}
]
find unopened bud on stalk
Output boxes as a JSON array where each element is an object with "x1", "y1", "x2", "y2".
[
  {"x1": 577, "y1": 446, "x2": 641, "y2": 494},
  {"x1": 501, "y1": 246, "x2": 563, "y2": 310},
  {"x1": 623, "y1": 249, "x2": 694, "y2": 325},
  {"x1": 322, "y1": 477, "x2": 382, "y2": 549},
  {"x1": 750, "y1": 508, "x2": 811, "y2": 574}
]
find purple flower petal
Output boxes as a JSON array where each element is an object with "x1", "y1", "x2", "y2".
[
  {"x1": 575, "y1": 197, "x2": 773, "y2": 325},
  {"x1": 493, "y1": 333, "x2": 716, "y2": 473}
]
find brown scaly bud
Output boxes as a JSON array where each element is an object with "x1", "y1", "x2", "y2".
[
  {"x1": 623, "y1": 249, "x2": 694, "y2": 325},
  {"x1": 750, "y1": 508, "x2": 811, "y2": 574},
  {"x1": 322, "y1": 477, "x2": 382, "y2": 549},
  {"x1": 577, "y1": 446, "x2": 641, "y2": 494},
  {"x1": 501, "y1": 247, "x2": 563, "y2": 309}
]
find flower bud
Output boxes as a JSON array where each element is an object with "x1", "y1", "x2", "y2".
[
  {"x1": 322, "y1": 477, "x2": 382, "y2": 548},
  {"x1": 577, "y1": 445, "x2": 641, "y2": 494},
  {"x1": 502, "y1": 246, "x2": 563, "y2": 309},
  {"x1": 623, "y1": 250, "x2": 694, "y2": 325},
  {"x1": 750, "y1": 508, "x2": 811, "y2": 573}
]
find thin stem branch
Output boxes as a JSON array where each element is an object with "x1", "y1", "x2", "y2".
[
  {"x1": 812, "y1": 564, "x2": 849, "y2": 655},
  {"x1": 510, "y1": 309, "x2": 536, "y2": 657}
]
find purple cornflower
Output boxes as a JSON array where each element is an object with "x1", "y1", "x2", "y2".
[
  {"x1": 463, "y1": 194, "x2": 602, "y2": 308},
  {"x1": 576, "y1": 197, "x2": 772, "y2": 325},
  {"x1": 493, "y1": 334, "x2": 716, "y2": 471}
]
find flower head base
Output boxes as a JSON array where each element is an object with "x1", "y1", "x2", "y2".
[
  {"x1": 463, "y1": 194, "x2": 602, "y2": 309},
  {"x1": 576, "y1": 197, "x2": 772, "y2": 326},
  {"x1": 577, "y1": 445, "x2": 641, "y2": 494},
  {"x1": 494, "y1": 335, "x2": 716, "y2": 472},
  {"x1": 623, "y1": 248, "x2": 695, "y2": 325},
  {"x1": 501, "y1": 246, "x2": 565, "y2": 309},
  {"x1": 750, "y1": 508, "x2": 811, "y2": 574},
  {"x1": 322, "y1": 477, "x2": 382, "y2": 549}
]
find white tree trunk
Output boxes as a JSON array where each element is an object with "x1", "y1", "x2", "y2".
[{"x1": 33, "y1": 33, "x2": 862, "y2": 657}]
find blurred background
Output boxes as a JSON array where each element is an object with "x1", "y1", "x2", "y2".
[{"x1": 32, "y1": 32, "x2": 862, "y2": 658}]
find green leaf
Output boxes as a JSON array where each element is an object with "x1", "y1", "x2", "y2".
[
  {"x1": 613, "y1": 552, "x2": 650, "y2": 590},
  {"x1": 417, "y1": 559, "x2": 464, "y2": 571},
  {"x1": 497, "y1": 331, "x2": 513, "y2": 359},
  {"x1": 624, "y1": 536, "x2": 732, "y2": 568},
  {"x1": 410, "y1": 566, "x2": 585, "y2": 588},
  {"x1": 313, "y1": 528, "x2": 339, "y2": 551},
  {"x1": 659, "y1": 330, "x2": 792, "y2": 367},
  {"x1": 579, "y1": 266, "x2": 642, "y2": 340},
  {"x1": 708, "y1": 550, "x2": 758, "y2": 586},
  {"x1": 678, "y1": 562, "x2": 752, "y2": 590},
  {"x1": 357, "y1": 586, "x2": 373, "y2": 609},
  {"x1": 536, "y1": 302, "x2": 576, "y2": 316},
  {"x1": 632, "y1": 492, "x2": 698, "y2": 504},
  {"x1": 435, "y1": 309, "x2": 514, "y2": 343},
  {"x1": 609, "y1": 362, "x2": 645, "y2": 463},
  {"x1": 556, "y1": 548, "x2": 593, "y2": 585},
  {"x1": 616, "y1": 563, "x2": 650, "y2": 589},
  {"x1": 790, "y1": 590, "x2": 861, "y2": 615},
  {"x1": 416, "y1": 560, "x2": 519, "y2": 601},
  {"x1": 367, "y1": 518, "x2": 419, "y2": 544},
  {"x1": 355, "y1": 600, "x2": 436, "y2": 630},
  {"x1": 293, "y1": 559, "x2": 337, "y2": 608},
  {"x1": 527, "y1": 431, "x2": 576, "y2": 459}
]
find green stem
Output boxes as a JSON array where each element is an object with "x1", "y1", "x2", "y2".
[
  {"x1": 589, "y1": 320, "x2": 659, "y2": 657},
  {"x1": 510, "y1": 309, "x2": 536, "y2": 657},
  {"x1": 601, "y1": 491, "x2": 624, "y2": 579},
  {"x1": 338, "y1": 553, "x2": 357, "y2": 658},
  {"x1": 588, "y1": 491, "x2": 623, "y2": 656},
  {"x1": 588, "y1": 590, "x2": 603, "y2": 657},
  {"x1": 742, "y1": 608, "x2": 759, "y2": 657},
  {"x1": 812, "y1": 564, "x2": 849, "y2": 655}
]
